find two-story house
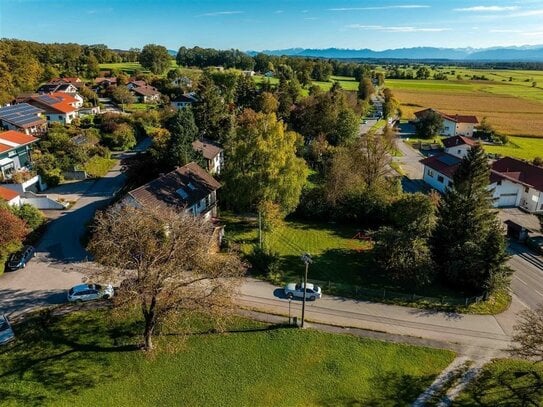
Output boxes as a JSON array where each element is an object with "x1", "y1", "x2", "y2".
[
  {"x1": 0, "y1": 104, "x2": 47, "y2": 135},
  {"x1": 414, "y1": 108, "x2": 479, "y2": 137},
  {"x1": 171, "y1": 93, "x2": 199, "y2": 110},
  {"x1": 0, "y1": 130, "x2": 38, "y2": 180},
  {"x1": 36, "y1": 83, "x2": 84, "y2": 108},
  {"x1": 125, "y1": 162, "x2": 221, "y2": 221},
  {"x1": 192, "y1": 139, "x2": 224, "y2": 175},
  {"x1": 25, "y1": 93, "x2": 79, "y2": 124},
  {"x1": 420, "y1": 136, "x2": 478, "y2": 193},
  {"x1": 490, "y1": 157, "x2": 543, "y2": 213}
]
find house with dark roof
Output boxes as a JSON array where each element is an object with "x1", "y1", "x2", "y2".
[
  {"x1": 125, "y1": 162, "x2": 221, "y2": 220},
  {"x1": 24, "y1": 93, "x2": 79, "y2": 124},
  {"x1": 414, "y1": 108, "x2": 479, "y2": 137},
  {"x1": 171, "y1": 93, "x2": 199, "y2": 110},
  {"x1": 0, "y1": 104, "x2": 47, "y2": 135},
  {"x1": 36, "y1": 83, "x2": 84, "y2": 107},
  {"x1": 192, "y1": 139, "x2": 224, "y2": 175},
  {"x1": 490, "y1": 157, "x2": 543, "y2": 213},
  {"x1": 50, "y1": 77, "x2": 83, "y2": 88},
  {"x1": 420, "y1": 135, "x2": 476, "y2": 192}
]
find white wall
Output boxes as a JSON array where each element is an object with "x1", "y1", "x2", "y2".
[
  {"x1": 456, "y1": 122, "x2": 475, "y2": 137},
  {"x1": 520, "y1": 187, "x2": 543, "y2": 213},
  {"x1": 423, "y1": 166, "x2": 452, "y2": 193},
  {"x1": 445, "y1": 145, "x2": 470, "y2": 159},
  {"x1": 491, "y1": 180, "x2": 522, "y2": 208},
  {"x1": 441, "y1": 118, "x2": 456, "y2": 137}
]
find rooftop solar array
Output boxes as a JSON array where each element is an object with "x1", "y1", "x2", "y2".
[
  {"x1": 437, "y1": 154, "x2": 461, "y2": 166},
  {"x1": 35, "y1": 94, "x2": 60, "y2": 105},
  {"x1": 0, "y1": 104, "x2": 45, "y2": 127}
]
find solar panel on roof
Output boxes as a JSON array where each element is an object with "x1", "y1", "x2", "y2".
[
  {"x1": 0, "y1": 104, "x2": 43, "y2": 127},
  {"x1": 437, "y1": 155, "x2": 461, "y2": 166},
  {"x1": 36, "y1": 95, "x2": 60, "y2": 104}
]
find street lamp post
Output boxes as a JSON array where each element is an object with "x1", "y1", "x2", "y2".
[
  {"x1": 288, "y1": 298, "x2": 292, "y2": 326},
  {"x1": 300, "y1": 253, "x2": 313, "y2": 328}
]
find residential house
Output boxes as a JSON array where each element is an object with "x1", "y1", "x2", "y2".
[
  {"x1": 25, "y1": 93, "x2": 79, "y2": 124},
  {"x1": 0, "y1": 185, "x2": 21, "y2": 207},
  {"x1": 125, "y1": 162, "x2": 221, "y2": 221},
  {"x1": 126, "y1": 80, "x2": 147, "y2": 90},
  {"x1": 170, "y1": 93, "x2": 199, "y2": 109},
  {"x1": 490, "y1": 157, "x2": 543, "y2": 213},
  {"x1": 36, "y1": 83, "x2": 84, "y2": 108},
  {"x1": 131, "y1": 85, "x2": 161, "y2": 103},
  {"x1": 50, "y1": 77, "x2": 84, "y2": 89},
  {"x1": 0, "y1": 104, "x2": 47, "y2": 135},
  {"x1": 414, "y1": 108, "x2": 479, "y2": 137},
  {"x1": 242, "y1": 70, "x2": 255, "y2": 77},
  {"x1": 0, "y1": 130, "x2": 38, "y2": 180},
  {"x1": 93, "y1": 77, "x2": 117, "y2": 92},
  {"x1": 171, "y1": 76, "x2": 193, "y2": 88},
  {"x1": 192, "y1": 139, "x2": 224, "y2": 175}
]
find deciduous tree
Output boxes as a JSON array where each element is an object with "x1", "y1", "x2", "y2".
[
  {"x1": 139, "y1": 44, "x2": 172, "y2": 75},
  {"x1": 414, "y1": 110, "x2": 444, "y2": 139},
  {"x1": 88, "y1": 206, "x2": 245, "y2": 351},
  {"x1": 510, "y1": 305, "x2": 543, "y2": 362}
]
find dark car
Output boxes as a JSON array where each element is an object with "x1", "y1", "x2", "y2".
[{"x1": 7, "y1": 245, "x2": 36, "y2": 271}]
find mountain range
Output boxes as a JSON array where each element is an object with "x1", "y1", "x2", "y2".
[{"x1": 247, "y1": 46, "x2": 543, "y2": 61}]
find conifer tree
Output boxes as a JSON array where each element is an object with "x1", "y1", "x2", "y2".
[{"x1": 431, "y1": 144, "x2": 511, "y2": 294}]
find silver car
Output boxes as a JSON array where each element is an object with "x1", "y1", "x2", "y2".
[
  {"x1": 67, "y1": 283, "x2": 114, "y2": 303},
  {"x1": 284, "y1": 282, "x2": 322, "y2": 301},
  {"x1": 0, "y1": 314, "x2": 15, "y2": 345}
]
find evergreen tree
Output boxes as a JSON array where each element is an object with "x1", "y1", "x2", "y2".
[
  {"x1": 431, "y1": 145, "x2": 511, "y2": 294},
  {"x1": 193, "y1": 74, "x2": 231, "y2": 142},
  {"x1": 164, "y1": 108, "x2": 199, "y2": 167}
]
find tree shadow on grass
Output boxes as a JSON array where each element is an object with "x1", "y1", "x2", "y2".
[
  {"x1": 0, "y1": 310, "x2": 141, "y2": 406},
  {"x1": 319, "y1": 371, "x2": 435, "y2": 407},
  {"x1": 455, "y1": 367, "x2": 543, "y2": 406}
]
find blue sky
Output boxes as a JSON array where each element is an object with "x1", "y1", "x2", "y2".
[{"x1": 1, "y1": 0, "x2": 543, "y2": 50}]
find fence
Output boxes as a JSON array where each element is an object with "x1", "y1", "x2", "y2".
[{"x1": 309, "y1": 278, "x2": 486, "y2": 309}]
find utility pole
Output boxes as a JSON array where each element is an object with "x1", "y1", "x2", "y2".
[{"x1": 300, "y1": 253, "x2": 312, "y2": 328}]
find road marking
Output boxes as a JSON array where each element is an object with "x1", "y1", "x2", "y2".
[
  {"x1": 515, "y1": 276, "x2": 528, "y2": 286},
  {"x1": 535, "y1": 289, "x2": 543, "y2": 298}
]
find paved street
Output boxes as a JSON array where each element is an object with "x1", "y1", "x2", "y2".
[{"x1": 509, "y1": 241, "x2": 543, "y2": 309}]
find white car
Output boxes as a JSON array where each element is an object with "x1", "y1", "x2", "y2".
[
  {"x1": 284, "y1": 282, "x2": 322, "y2": 301},
  {"x1": 67, "y1": 284, "x2": 114, "y2": 303},
  {"x1": 0, "y1": 314, "x2": 15, "y2": 345}
]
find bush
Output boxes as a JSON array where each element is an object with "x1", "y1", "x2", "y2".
[
  {"x1": 40, "y1": 168, "x2": 63, "y2": 187},
  {"x1": 102, "y1": 123, "x2": 136, "y2": 151},
  {"x1": 494, "y1": 133, "x2": 509, "y2": 145},
  {"x1": 11, "y1": 204, "x2": 45, "y2": 231},
  {"x1": 533, "y1": 157, "x2": 543, "y2": 167},
  {"x1": 83, "y1": 156, "x2": 116, "y2": 178},
  {"x1": 246, "y1": 246, "x2": 282, "y2": 281}
]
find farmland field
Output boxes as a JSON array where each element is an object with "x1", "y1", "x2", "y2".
[{"x1": 387, "y1": 79, "x2": 543, "y2": 137}]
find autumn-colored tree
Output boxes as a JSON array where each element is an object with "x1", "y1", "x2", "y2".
[
  {"x1": 0, "y1": 205, "x2": 28, "y2": 272},
  {"x1": 223, "y1": 109, "x2": 308, "y2": 214},
  {"x1": 88, "y1": 206, "x2": 245, "y2": 350},
  {"x1": 510, "y1": 305, "x2": 543, "y2": 362}
]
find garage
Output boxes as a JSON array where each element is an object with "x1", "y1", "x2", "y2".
[{"x1": 497, "y1": 193, "x2": 518, "y2": 207}]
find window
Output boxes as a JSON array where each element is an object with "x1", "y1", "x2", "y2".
[
  {"x1": 437, "y1": 175, "x2": 444, "y2": 183},
  {"x1": 525, "y1": 187, "x2": 529, "y2": 193},
  {"x1": 497, "y1": 180, "x2": 502, "y2": 186},
  {"x1": 427, "y1": 169, "x2": 434, "y2": 177},
  {"x1": 448, "y1": 181, "x2": 453, "y2": 187},
  {"x1": 457, "y1": 149, "x2": 462, "y2": 154}
]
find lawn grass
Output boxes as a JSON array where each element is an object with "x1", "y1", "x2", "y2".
[
  {"x1": 83, "y1": 156, "x2": 116, "y2": 178},
  {"x1": 483, "y1": 136, "x2": 543, "y2": 161},
  {"x1": 0, "y1": 308, "x2": 455, "y2": 406},
  {"x1": 454, "y1": 359, "x2": 543, "y2": 406}
]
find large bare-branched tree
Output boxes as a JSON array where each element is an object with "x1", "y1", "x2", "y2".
[
  {"x1": 510, "y1": 305, "x2": 543, "y2": 362},
  {"x1": 88, "y1": 205, "x2": 245, "y2": 350}
]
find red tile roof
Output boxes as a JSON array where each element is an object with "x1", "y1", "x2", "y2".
[
  {"x1": 0, "y1": 130, "x2": 38, "y2": 146},
  {"x1": 414, "y1": 108, "x2": 478, "y2": 124},
  {"x1": 442, "y1": 135, "x2": 478, "y2": 148},
  {"x1": 0, "y1": 144, "x2": 10, "y2": 153},
  {"x1": 420, "y1": 153, "x2": 462, "y2": 179},
  {"x1": 29, "y1": 92, "x2": 78, "y2": 114},
  {"x1": 132, "y1": 85, "x2": 160, "y2": 97},
  {"x1": 0, "y1": 186, "x2": 20, "y2": 201},
  {"x1": 192, "y1": 139, "x2": 223, "y2": 160},
  {"x1": 491, "y1": 157, "x2": 543, "y2": 191}
]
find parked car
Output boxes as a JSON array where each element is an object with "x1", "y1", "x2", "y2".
[
  {"x1": 0, "y1": 314, "x2": 15, "y2": 345},
  {"x1": 284, "y1": 282, "x2": 322, "y2": 301},
  {"x1": 67, "y1": 284, "x2": 114, "y2": 303},
  {"x1": 6, "y1": 245, "x2": 36, "y2": 271}
]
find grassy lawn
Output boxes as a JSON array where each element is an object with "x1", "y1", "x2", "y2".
[
  {"x1": 454, "y1": 359, "x2": 543, "y2": 406},
  {"x1": 0, "y1": 308, "x2": 455, "y2": 406},
  {"x1": 483, "y1": 136, "x2": 543, "y2": 161},
  {"x1": 83, "y1": 156, "x2": 116, "y2": 178}
]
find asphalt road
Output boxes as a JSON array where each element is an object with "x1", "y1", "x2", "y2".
[{"x1": 509, "y1": 241, "x2": 543, "y2": 309}]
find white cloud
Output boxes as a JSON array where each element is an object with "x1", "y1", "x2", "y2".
[
  {"x1": 274, "y1": 10, "x2": 284, "y2": 14},
  {"x1": 521, "y1": 31, "x2": 543, "y2": 36},
  {"x1": 330, "y1": 5, "x2": 429, "y2": 11},
  {"x1": 304, "y1": 17, "x2": 318, "y2": 20},
  {"x1": 512, "y1": 8, "x2": 543, "y2": 16},
  {"x1": 199, "y1": 11, "x2": 243, "y2": 17},
  {"x1": 489, "y1": 29, "x2": 522, "y2": 32},
  {"x1": 454, "y1": 6, "x2": 519, "y2": 11},
  {"x1": 346, "y1": 24, "x2": 450, "y2": 32}
]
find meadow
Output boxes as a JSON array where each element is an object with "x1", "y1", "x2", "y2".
[{"x1": 0, "y1": 309, "x2": 455, "y2": 406}]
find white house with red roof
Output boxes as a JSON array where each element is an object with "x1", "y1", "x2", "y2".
[
  {"x1": 0, "y1": 185, "x2": 21, "y2": 206},
  {"x1": 414, "y1": 108, "x2": 479, "y2": 137},
  {"x1": 490, "y1": 157, "x2": 543, "y2": 213},
  {"x1": 24, "y1": 92, "x2": 79, "y2": 124},
  {"x1": 0, "y1": 130, "x2": 39, "y2": 179}
]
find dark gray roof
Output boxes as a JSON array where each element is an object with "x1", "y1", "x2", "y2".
[
  {"x1": 0, "y1": 103, "x2": 45, "y2": 128},
  {"x1": 128, "y1": 162, "x2": 221, "y2": 211}
]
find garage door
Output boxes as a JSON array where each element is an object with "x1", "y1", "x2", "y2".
[{"x1": 498, "y1": 193, "x2": 518, "y2": 207}]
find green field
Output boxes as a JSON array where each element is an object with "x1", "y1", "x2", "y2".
[
  {"x1": 484, "y1": 136, "x2": 543, "y2": 160},
  {"x1": 0, "y1": 308, "x2": 455, "y2": 406},
  {"x1": 454, "y1": 359, "x2": 543, "y2": 406},
  {"x1": 98, "y1": 60, "x2": 184, "y2": 76}
]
